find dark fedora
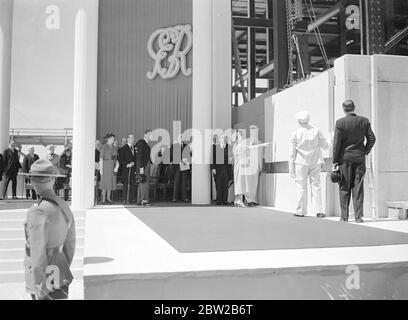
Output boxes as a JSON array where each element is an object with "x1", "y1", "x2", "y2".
[
  {"x1": 26, "y1": 159, "x2": 66, "y2": 178},
  {"x1": 330, "y1": 170, "x2": 342, "y2": 184}
]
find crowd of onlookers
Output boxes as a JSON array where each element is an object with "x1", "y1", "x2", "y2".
[
  {"x1": 0, "y1": 140, "x2": 72, "y2": 201},
  {"x1": 0, "y1": 125, "x2": 266, "y2": 208}
]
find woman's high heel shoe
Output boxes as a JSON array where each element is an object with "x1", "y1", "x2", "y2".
[{"x1": 234, "y1": 201, "x2": 247, "y2": 208}]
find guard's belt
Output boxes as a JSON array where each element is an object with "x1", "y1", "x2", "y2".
[{"x1": 25, "y1": 245, "x2": 63, "y2": 258}]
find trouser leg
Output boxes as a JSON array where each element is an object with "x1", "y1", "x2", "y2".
[
  {"x1": 173, "y1": 167, "x2": 181, "y2": 200},
  {"x1": 32, "y1": 190, "x2": 37, "y2": 200},
  {"x1": 11, "y1": 175, "x2": 17, "y2": 197},
  {"x1": 64, "y1": 189, "x2": 69, "y2": 201},
  {"x1": 352, "y1": 161, "x2": 366, "y2": 219},
  {"x1": 220, "y1": 168, "x2": 229, "y2": 203},
  {"x1": 181, "y1": 171, "x2": 188, "y2": 200},
  {"x1": 122, "y1": 170, "x2": 129, "y2": 201},
  {"x1": 2, "y1": 176, "x2": 10, "y2": 199},
  {"x1": 295, "y1": 164, "x2": 308, "y2": 215},
  {"x1": 145, "y1": 163, "x2": 150, "y2": 202},
  {"x1": 309, "y1": 165, "x2": 323, "y2": 214},
  {"x1": 245, "y1": 173, "x2": 259, "y2": 204},
  {"x1": 215, "y1": 169, "x2": 222, "y2": 202},
  {"x1": 339, "y1": 163, "x2": 352, "y2": 220},
  {"x1": 137, "y1": 164, "x2": 150, "y2": 203}
]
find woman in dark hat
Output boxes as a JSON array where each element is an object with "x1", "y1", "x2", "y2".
[{"x1": 99, "y1": 133, "x2": 118, "y2": 204}]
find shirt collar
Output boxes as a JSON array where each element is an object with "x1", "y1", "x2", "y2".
[{"x1": 346, "y1": 113, "x2": 357, "y2": 117}]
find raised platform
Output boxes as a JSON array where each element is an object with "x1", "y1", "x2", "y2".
[{"x1": 83, "y1": 206, "x2": 408, "y2": 300}]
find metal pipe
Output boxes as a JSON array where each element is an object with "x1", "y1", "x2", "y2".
[{"x1": 307, "y1": 3, "x2": 343, "y2": 33}]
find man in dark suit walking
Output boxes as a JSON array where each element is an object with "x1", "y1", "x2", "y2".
[
  {"x1": 120, "y1": 134, "x2": 137, "y2": 204},
  {"x1": 333, "y1": 100, "x2": 376, "y2": 223},
  {"x1": 136, "y1": 130, "x2": 152, "y2": 206},
  {"x1": 2, "y1": 141, "x2": 22, "y2": 200}
]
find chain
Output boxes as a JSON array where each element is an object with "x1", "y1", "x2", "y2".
[{"x1": 286, "y1": 0, "x2": 295, "y2": 85}]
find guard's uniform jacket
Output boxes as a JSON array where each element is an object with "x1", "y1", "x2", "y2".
[{"x1": 24, "y1": 192, "x2": 76, "y2": 299}]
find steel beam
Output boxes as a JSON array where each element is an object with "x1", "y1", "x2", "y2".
[{"x1": 273, "y1": 0, "x2": 288, "y2": 89}]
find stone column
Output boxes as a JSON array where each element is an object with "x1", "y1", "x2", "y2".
[
  {"x1": 192, "y1": 0, "x2": 231, "y2": 205},
  {"x1": 211, "y1": 0, "x2": 232, "y2": 130},
  {"x1": 0, "y1": 0, "x2": 13, "y2": 152},
  {"x1": 71, "y1": 1, "x2": 99, "y2": 210}
]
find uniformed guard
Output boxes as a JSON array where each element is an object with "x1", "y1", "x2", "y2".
[{"x1": 24, "y1": 159, "x2": 76, "y2": 300}]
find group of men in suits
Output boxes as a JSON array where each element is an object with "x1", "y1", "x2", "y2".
[{"x1": 118, "y1": 130, "x2": 152, "y2": 206}]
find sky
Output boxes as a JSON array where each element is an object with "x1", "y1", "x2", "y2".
[{"x1": 10, "y1": 0, "x2": 79, "y2": 129}]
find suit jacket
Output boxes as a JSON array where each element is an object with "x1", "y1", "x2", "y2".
[
  {"x1": 212, "y1": 143, "x2": 232, "y2": 170},
  {"x1": 136, "y1": 139, "x2": 151, "y2": 170},
  {"x1": 23, "y1": 153, "x2": 40, "y2": 174},
  {"x1": 120, "y1": 144, "x2": 137, "y2": 169},
  {"x1": 170, "y1": 143, "x2": 183, "y2": 164},
  {"x1": 333, "y1": 113, "x2": 376, "y2": 164},
  {"x1": 3, "y1": 148, "x2": 22, "y2": 176}
]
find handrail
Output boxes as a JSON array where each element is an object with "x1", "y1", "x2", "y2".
[{"x1": 9, "y1": 128, "x2": 73, "y2": 136}]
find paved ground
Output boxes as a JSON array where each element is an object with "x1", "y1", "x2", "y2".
[{"x1": 1, "y1": 202, "x2": 407, "y2": 300}]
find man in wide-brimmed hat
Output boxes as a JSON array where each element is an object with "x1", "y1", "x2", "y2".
[{"x1": 23, "y1": 159, "x2": 76, "y2": 300}]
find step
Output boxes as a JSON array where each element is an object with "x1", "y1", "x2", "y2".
[
  {"x1": 0, "y1": 211, "x2": 27, "y2": 220},
  {"x1": 0, "y1": 268, "x2": 83, "y2": 284},
  {"x1": 0, "y1": 236, "x2": 85, "y2": 249},
  {"x1": 0, "y1": 210, "x2": 86, "y2": 220},
  {"x1": 0, "y1": 227, "x2": 85, "y2": 240},
  {"x1": 0, "y1": 218, "x2": 86, "y2": 229},
  {"x1": 0, "y1": 257, "x2": 83, "y2": 273},
  {"x1": 0, "y1": 247, "x2": 84, "y2": 260}
]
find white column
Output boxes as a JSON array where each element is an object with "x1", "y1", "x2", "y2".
[
  {"x1": 192, "y1": 0, "x2": 212, "y2": 205},
  {"x1": 0, "y1": 0, "x2": 13, "y2": 152},
  {"x1": 71, "y1": 1, "x2": 99, "y2": 210},
  {"x1": 211, "y1": 0, "x2": 232, "y2": 130},
  {"x1": 192, "y1": 0, "x2": 231, "y2": 205}
]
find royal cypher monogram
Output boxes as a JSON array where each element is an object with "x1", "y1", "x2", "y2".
[{"x1": 147, "y1": 24, "x2": 193, "y2": 80}]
